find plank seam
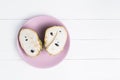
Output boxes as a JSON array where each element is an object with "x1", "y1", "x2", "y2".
[
  {"x1": 0, "y1": 58, "x2": 120, "y2": 61},
  {"x1": 1, "y1": 19, "x2": 120, "y2": 20}
]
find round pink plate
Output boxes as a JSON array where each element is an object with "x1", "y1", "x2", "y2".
[{"x1": 17, "y1": 15, "x2": 70, "y2": 68}]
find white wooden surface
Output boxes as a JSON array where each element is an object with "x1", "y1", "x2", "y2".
[{"x1": 0, "y1": 0, "x2": 120, "y2": 80}]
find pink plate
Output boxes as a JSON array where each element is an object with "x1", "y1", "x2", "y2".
[{"x1": 17, "y1": 15, "x2": 70, "y2": 68}]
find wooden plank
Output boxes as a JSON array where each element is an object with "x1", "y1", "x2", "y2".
[
  {"x1": 1, "y1": 39, "x2": 120, "y2": 59},
  {"x1": 0, "y1": 0, "x2": 120, "y2": 19},
  {"x1": 1, "y1": 20, "x2": 120, "y2": 40},
  {"x1": 0, "y1": 60, "x2": 120, "y2": 80},
  {"x1": 62, "y1": 20, "x2": 120, "y2": 39},
  {"x1": 66, "y1": 40, "x2": 120, "y2": 59},
  {"x1": 0, "y1": 20, "x2": 120, "y2": 59}
]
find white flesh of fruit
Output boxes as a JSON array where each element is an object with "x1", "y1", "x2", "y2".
[
  {"x1": 19, "y1": 29, "x2": 42, "y2": 57},
  {"x1": 45, "y1": 26, "x2": 67, "y2": 55}
]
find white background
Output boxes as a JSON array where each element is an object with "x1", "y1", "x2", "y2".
[{"x1": 0, "y1": 0, "x2": 120, "y2": 80}]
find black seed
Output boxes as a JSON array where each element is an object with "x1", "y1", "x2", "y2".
[
  {"x1": 50, "y1": 32, "x2": 53, "y2": 36},
  {"x1": 31, "y1": 50, "x2": 34, "y2": 53},
  {"x1": 59, "y1": 30, "x2": 61, "y2": 32},
  {"x1": 55, "y1": 43, "x2": 59, "y2": 47},
  {"x1": 25, "y1": 39, "x2": 28, "y2": 41},
  {"x1": 25, "y1": 36, "x2": 27, "y2": 38}
]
